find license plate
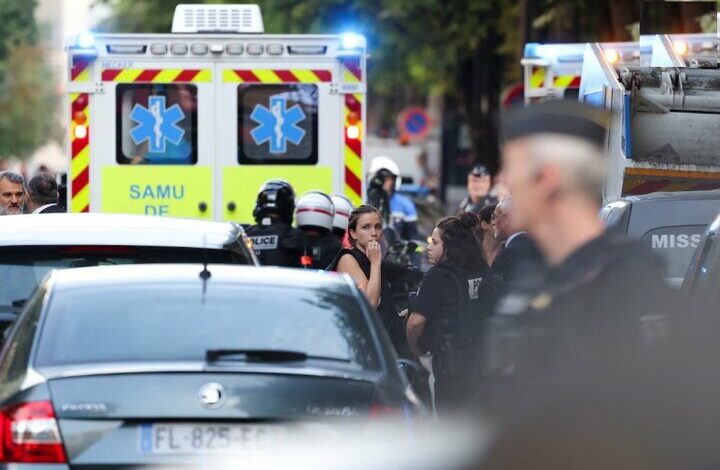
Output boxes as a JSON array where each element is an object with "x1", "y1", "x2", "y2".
[{"x1": 139, "y1": 423, "x2": 284, "y2": 454}]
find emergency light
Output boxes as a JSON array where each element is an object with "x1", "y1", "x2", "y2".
[
  {"x1": 71, "y1": 31, "x2": 97, "y2": 57},
  {"x1": 76, "y1": 31, "x2": 95, "y2": 49},
  {"x1": 341, "y1": 33, "x2": 364, "y2": 50}
]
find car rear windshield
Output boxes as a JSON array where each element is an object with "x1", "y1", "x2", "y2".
[
  {"x1": 0, "y1": 247, "x2": 248, "y2": 307},
  {"x1": 640, "y1": 226, "x2": 705, "y2": 281},
  {"x1": 35, "y1": 284, "x2": 380, "y2": 371}
]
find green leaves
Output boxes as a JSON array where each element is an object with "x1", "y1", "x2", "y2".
[
  {"x1": 0, "y1": 42, "x2": 58, "y2": 159},
  {"x1": 0, "y1": 0, "x2": 58, "y2": 160}
]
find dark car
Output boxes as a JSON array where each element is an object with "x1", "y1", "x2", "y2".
[
  {"x1": 0, "y1": 264, "x2": 420, "y2": 467},
  {"x1": 682, "y1": 212, "x2": 720, "y2": 311},
  {"x1": 0, "y1": 213, "x2": 258, "y2": 337},
  {"x1": 600, "y1": 190, "x2": 720, "y2": 286}
]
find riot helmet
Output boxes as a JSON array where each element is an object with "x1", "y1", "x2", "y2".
[
  {"x1": 368, "y1": 155, "x2": 402, "y2": 191},
  {"x1": 253, "y1": 179, "x2": 296, "y2": 224},
  {"x1": 295, "y1": 191, "x2": 335, "y2": 232},
  {"x1": 330, "y1": 194, "x2": 354, "y2": 234}
]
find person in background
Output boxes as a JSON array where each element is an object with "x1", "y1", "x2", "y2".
[
  {"x1": 489, "y1": 181, "x2": 511, "y2": 201},
  {"x1": 295, "y1": 191, "x2": 342, "y2": 270},
  {"x1": 25, "y1": 173, "x2": 64, "y2": 214},
  {"x1": 367, "y1": 156, "x2": 418, "y2": 242},
  {"x1": 333, "y1": 205, "x2": 409, "y2": 357},
  {"x1": 489, "y1": 197, "x2": 545, "y2": 299},
  {"x1": 245, "y1": 179, "x2": 305, "y2": 268},
  {"x1": 0, "y1": 171, "x2": 25, "y2": 215},
  {"x1": 458, "y1": 164, "x2": 497, "y2": 214},
  {"x1": 478, "y1": 203, "x2": 502, "y2": 266},
  {"x1": 406, "y1": 212, "x2": 489, "y2": 412}
]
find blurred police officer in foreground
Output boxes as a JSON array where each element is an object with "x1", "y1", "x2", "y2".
[
  {"x1": 245, "y1": 180, "x2": 304, "y2": 268},
  {"x1": 295, "y1": 191, "x2": 342, "y2": 270},
  {"x1": 482, "y1": 100, "x2": 674, "y2": 415},
  {"x1": 458, "y1": 164, "x2": 497, "y2": 214}
]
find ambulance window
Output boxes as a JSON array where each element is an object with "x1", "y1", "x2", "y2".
[
  {"x1": 116, "y1": 84, "x2": 198, "y2": 165},
  {"x1": 237, "y1": 84, "x2": 318, "y2": 165}
]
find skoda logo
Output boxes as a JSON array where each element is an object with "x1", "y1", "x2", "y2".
[{"x1": 198, "y1": 382, "x2": 226, "y2": 409}]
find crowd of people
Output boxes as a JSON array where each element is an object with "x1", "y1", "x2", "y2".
[
  {"x1": 245, "y1": 100, "x2": 681, "y2": 420},
  {"x1": 0, "y1": 170, "x2": 64, "y2": 215},
  {"x1": 1, "y1": 100, "x2": 685, "y2": 423}
]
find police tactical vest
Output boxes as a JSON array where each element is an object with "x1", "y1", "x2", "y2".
[{"x1": 245, "y1": 222, "x2": 304, "y2": 268}]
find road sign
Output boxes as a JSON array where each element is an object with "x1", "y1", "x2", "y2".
[{"x1": 397, "y1": 106, "x2": 431, "y2": 142}]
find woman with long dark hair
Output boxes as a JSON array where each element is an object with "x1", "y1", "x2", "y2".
[
  {"x1": 406, "y1": 211, "x2": 489, "y2": 411},
  {"x1": 333, "y1": 205, "x2": 409, "y2": 356}
]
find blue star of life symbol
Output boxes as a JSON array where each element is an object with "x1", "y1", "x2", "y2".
[
  {"x1": 250, "y1": 95, "x2": 306, "y2": 154},
  {"x1": 129, "y1": 95, "x2": 186, "y2": 153}
]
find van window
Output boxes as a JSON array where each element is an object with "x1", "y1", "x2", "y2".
[
  {"x1": 237, "y1": 84, "x2": 318, "y2": 165},
  {"x1": 116, "y1": 84, "x2": 198, "y2": 165}
]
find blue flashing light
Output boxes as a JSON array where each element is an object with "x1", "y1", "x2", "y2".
[
  {"x1": 524, "y1": 43, "x2": 540, "y2": 58},
  {"x1": 76, "y1": 31, "x2": 95, "y2": 49},
  {"x1": 341, "y1": 33, "x2": 364, "y2": 50}
]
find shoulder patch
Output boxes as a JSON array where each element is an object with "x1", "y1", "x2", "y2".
[{"x1": 467, "y1": 277, "x2": 483, "y2": 300}]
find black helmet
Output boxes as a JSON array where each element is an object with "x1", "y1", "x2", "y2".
[{"x1": 253, "y1": 179, "x2": 296, "y2": 224}]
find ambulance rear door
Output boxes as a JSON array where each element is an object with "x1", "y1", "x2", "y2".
[
  {"x1": 214, "y1": 35, "x2": 366, "y2": 223},
  {"x1": 90, "y1": 34, "x2": 216, "y2": 219}
]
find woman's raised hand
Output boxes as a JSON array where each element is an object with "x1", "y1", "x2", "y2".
[{"x1": 367, "y1": 240, "x2": 382, "y2": 265}]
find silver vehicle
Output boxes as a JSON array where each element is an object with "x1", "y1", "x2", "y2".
[
  {"x1": 600, "y1": 190, "x2": 720, "y2": 286},
  {"x1": 0, "y1": 264, "x2": 420, "y2": 467},
  {"x1": 0, "y1": 213, "x2": 258, "y2": 334}
]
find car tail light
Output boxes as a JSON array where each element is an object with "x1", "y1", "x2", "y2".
[
  {"x1": 369, "y1": 403, "x2": 402, "y2": 418},
  {"x1": 0, "y1": 401, "x2": 67, "y2": 463}
]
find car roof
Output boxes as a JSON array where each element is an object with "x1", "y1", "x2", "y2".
[
  {"x1": 0, "y1": 213, "x2": 244, "y2": 248},
  {"x1": 47, "y1": 264, "x2": 352, "y2": 292},
  {"x1": 622, "y1": 189, "x2": 720, "y2": 204}
]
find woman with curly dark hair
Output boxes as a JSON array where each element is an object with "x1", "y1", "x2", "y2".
[{"x1": 406, "y1": 211, "x2": 490, "y2": 412}]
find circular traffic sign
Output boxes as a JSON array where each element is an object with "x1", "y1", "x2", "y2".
[{"x1": 397, "y1": 106, "x2": 431, "y2": 142}]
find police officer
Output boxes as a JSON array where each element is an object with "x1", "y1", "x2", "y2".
[
  {"x1": 483, "y1": 100, "x2": 676, "y2": 418},
  {"x1": 367, "y1": 156, "x2": 418, "y2": 242},
  {"x1": 245, "y1": 179, "x2": 305, "y2": 267},
  {"x1": 295, "y1": 191, "x2": 343, "y2": 270},
  {"x1": 406, "y1": 212, "x2": 489, "y2": 412},
  {"x1": 458, "y1": 164, "x2": 497, "y2": 214}
]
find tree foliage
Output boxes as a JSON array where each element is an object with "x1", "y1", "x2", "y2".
[{"x1": 0, "y1": 0, "x2": 58, "y2": 160}]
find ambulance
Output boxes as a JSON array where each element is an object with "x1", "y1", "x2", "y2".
[{"x1": 65, "y1": 4, "x2": 367, "y2": 223}]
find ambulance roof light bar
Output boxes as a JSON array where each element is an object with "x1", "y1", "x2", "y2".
[
  {"x1": 171, "y1": 4, "x2": 264, "y2": 34},
  {"x1": 68, "y1": 31, "x2": 97, "y2": 57}
]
